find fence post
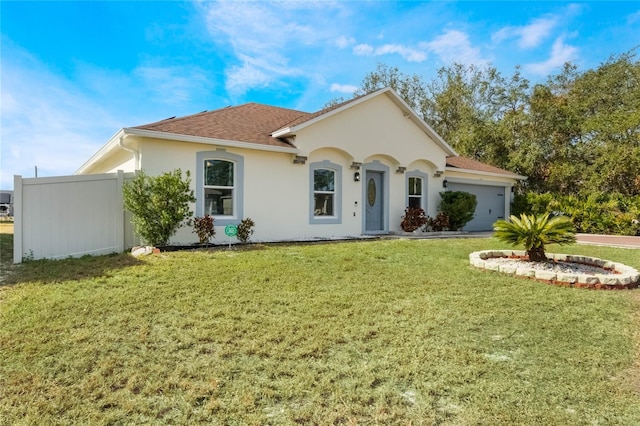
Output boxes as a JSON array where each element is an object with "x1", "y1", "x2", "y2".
[
  {"x1": 13, "y1": 175, "x2": 22, "y2": 264},
  {"x1": 116, "y1": 170, "x2": 125, "y2": 253}
]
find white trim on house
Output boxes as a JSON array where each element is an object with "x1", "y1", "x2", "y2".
[
  {"x1": 445, "y1": 166, "x2": 527, "y2": 180},
  {"x1": 76, "y1": 127, "x2": 300, "y2": 175}
]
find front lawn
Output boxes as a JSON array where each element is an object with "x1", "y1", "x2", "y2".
[{"x1": 1, "y1": 238, "x2": 639, "y2": 424}]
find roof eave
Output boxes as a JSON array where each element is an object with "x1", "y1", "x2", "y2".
[
  {"x1": 124, "y1": 128, "x2": 300, "y2": 153},
  {"x1": 271, "y1": 87, "x2": 458, "y2": 156},
  {"x1": 445, "y1": 166, "x2": 527, "y2": 180},
  {"x1": 75, "y1": 128, "x2": 126, "y2": 175},
  {"x1": 75, "y1": 127, "x2": 300, "y2": 175}
]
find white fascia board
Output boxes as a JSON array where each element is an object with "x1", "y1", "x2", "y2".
[
  {"x1": 271, "y1": 87, "x2": 458, "y2": 157},
  {"x1": 75, "y1": 128, "x2": 126, "y2": 175},
  {"x1": 445, "y1": 166, "x2": 527, "y2": 180},
  {"x1": 123, "y1": 128, "x2": 300, "y2": 154}
]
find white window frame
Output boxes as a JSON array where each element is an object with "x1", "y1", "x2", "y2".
[
  {"x1": 309, "y1": 160, "x2": 342, "y2": 224},
  {"x1": 406, "y1": 171, "x2": 428, "y2": 210},
  {"x1": 196, "y1": 150, "x2": 244, "y2": 226},
  {"x1": 204, "y1": 159, "x2": 235, "y2": 217}
]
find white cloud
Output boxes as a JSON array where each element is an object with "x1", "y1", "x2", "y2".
[
  {"x1": 0, "y1": 49, "x2": 122, "y2": 188},
  {"x1": 524, "y1": 36, "x2": 578, "y2": 75},
  {"x1": 133, "y1": 65, "x2": 210, "y2": 104},
  {"x1": 353, "y1": 43, "x2": 426, "y2": 62},
  {"x1": 421, "y1": 30, "x2": 487, "y2": 66},
  {"x1": 627, "y1": 10, "x2": 640, "y2": 24},
  {"x1": 199, "y1": 1, "x2": 345, "y2": 96},
  {"x1": 353, "y1": 43, "x2": 375, "y2": 56},
  {"x1": 352, "y1": 29, "x2": 487, "y2": 66},
  {"x1": 493, "y1": 16, "x2": 558, "y2": 49},
  {"x1": 336, "y1": 36, "x2": 355, "y2": 49},
  {"x1": 0, "y1": 41, "x2": 214, "y2": 189},
  {"x1": 376, "y1": 44, "x2": 426, "y2": 62},
  {"x1": 330, "y1": 83, "x2": 358, "y2": 94}
]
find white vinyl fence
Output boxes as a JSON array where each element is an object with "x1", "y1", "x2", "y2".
[{"x1": 13, "y1": 171, "x2": 137, "y2": 263}]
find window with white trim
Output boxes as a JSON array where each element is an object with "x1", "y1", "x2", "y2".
[
  {"x1": 204, "y1": 159, "x2": 234, "y2": 216},
  {"x1": 309, "y1": 160, "x2": 342, "y2": 224},
  {"x1": 314, "y1": 168, "x2": 335, "y2": 216},
  {"x1": 408, "y1": 176, "x2": 423, "y2": 208}
]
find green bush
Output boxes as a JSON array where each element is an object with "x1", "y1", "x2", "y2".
[
  {"x1": 439, "y1": 191, "x2": 477, "y2": 231},
  {"x1": 123, "y1": 169, "x2": 196, "y2": 246},
  {"x1": 513, "y1": 191, "x2": 640, "y2": 235}
]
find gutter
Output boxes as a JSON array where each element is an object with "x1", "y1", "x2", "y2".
[
  {"x1": 445, "y1": 166, "x2": 527, "y2": 180},
  {"x1": 119, "y1": 134, "x2": 140, "y2": 170}
]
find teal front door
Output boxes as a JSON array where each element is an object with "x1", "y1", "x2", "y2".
[{"x1": 365, "y1": 171, "x2": 384, "y2": 232}]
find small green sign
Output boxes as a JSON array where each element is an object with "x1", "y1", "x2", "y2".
[{"x1": 224, "y1": 224, "x2": 238, "y2": 237}]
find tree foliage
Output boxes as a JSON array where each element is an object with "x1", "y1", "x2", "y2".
[
  {"x1": 348, "y1": 49, "x2": 640, "y2": 197},
  {"x1": 123, "y1": 169, "x2": 196, "y2": 246}
]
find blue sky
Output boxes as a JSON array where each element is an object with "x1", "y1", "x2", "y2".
[{"x1": 2, "y1": 1, "x2": 639, "y2": 189}]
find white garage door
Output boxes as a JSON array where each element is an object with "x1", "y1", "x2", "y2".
[{"x1": 446, "y1": 183, "x2": 506, "y2": 231}]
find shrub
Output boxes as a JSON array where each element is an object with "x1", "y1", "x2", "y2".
[
  {"x1": 493, "y1": 213, "x2": 576, "y2": 261},
  {"x1": 428, "y1": 212, "x2": 450, "y2": 231},
  {"x1": 123, "y1": 169, "x2": 196, "y2": 246},
  {"x1": 512, "y1": 191, "x2": 640, "y2": 236},
  {"x1": 237, "y1": 218, "x2": 255, "y2": 243},
  {"x1": 401, "y1": 207, "x2": 427, "y2": 232},
  {"x1": 193, "y1": 215, "x2": 215, "y2": 245},
  {"x1": 439, "y1": 191, "x2": 477, "y2": 231}
]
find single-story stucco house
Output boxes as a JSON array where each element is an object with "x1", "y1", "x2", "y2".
[{"x1": 76, "y1": 87, "x2": 524, "y2": 244}]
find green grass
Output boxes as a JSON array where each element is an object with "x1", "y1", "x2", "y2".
[{"x1": 1, "y1": 237, "x2": 639, "y2": 424}]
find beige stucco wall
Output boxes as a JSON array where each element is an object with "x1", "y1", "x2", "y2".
[
  {"x1": 296, "y1": 93, "x2": 448, "y2": 234},
  {"x1": 77, "y1": 92, "x2": 519, "y2": 245}
]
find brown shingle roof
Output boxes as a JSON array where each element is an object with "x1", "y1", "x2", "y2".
[
  {"x1": 131, "y1": 97, "x2": 522, "y2": 179},
  {"x1": 446, "y1": 156, "x2": 523, "y2": 178},
  {"x1": 133, "y1": 103, "x2": 311, "y2": 148}
]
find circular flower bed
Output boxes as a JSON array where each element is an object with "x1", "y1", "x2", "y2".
[{"x1": 470, "y1": 250, "x2": 640, "y2": 290}]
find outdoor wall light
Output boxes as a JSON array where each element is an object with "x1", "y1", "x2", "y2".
[
  {"x1": 354, "y1": 172, "x2": 361, "y2": 182},
  {"x1": 442, "y1": 179, "x2": 448, "y2": 188}
]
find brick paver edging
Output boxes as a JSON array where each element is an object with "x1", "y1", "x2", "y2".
[{"x1": 470, "y1": 250, "x2": 640, "y2": 290}]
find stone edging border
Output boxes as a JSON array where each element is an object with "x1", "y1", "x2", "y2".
[{"x1": 469, "y1": 250, "x2": 640, "y2": 290}]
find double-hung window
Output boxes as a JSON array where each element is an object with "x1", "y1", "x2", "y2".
[
  {"x1": 406, "y1": 171, "x2": 428, "y2": 210},
  {"x1": 314, "y1": 169, "x2": 335, "y2": 216},
  {"x1": 309, "y1": 160, "x2": 342, "y2": 224},
  {"x1": 408, "y1": 176, "x2": 423, "y2": 208},
  {"x1": 204, "y1": 159, "x2": 234, "y2": 216}
]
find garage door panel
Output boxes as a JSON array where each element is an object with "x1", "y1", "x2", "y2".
[{"x1": 447, "y1": 183, "x2": 505, "y2": 231}]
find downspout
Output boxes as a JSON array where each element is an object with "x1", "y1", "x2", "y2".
[{"x1": 118, "y1": 134, "x2": 140, "y2": 170}]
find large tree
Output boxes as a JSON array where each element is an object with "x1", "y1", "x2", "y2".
[{"x1": 345, "y1": 48, "x2": 640, "y2": 196}]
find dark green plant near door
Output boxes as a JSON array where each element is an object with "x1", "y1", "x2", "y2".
[
  {"x1": 493, "y1": 213, "x2": 576, "y2": 261},
  {"x1": 439, "y1": 191, "x2": 477, "y2": 230}
]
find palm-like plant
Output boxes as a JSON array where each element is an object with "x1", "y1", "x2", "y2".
[{"x1": 493, "y1": 213, "x2": 576, "y2": 262}]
